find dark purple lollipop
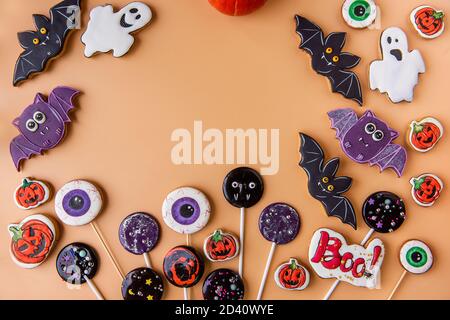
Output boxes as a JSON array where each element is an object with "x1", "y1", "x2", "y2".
[
  {"x1": 257, "y1": 203, "x2": 301, "y2": 300},
  {"x1": 363, "y1": 191, "x2": 406, "y2": 234},
  {"x1": 202, "y1": 269, "x2": 244, "y2": 300}
]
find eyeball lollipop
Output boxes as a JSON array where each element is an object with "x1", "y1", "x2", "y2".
[
  {"x1": 162, "y1": 187, "x2": 211, "y2": 235},
  {"x1": 119, "y1": 212, "x2": 160, "y2": 268},
  {"x1": 56, "y1": 242, "x2": 103, "y2": 300},
  {"x1": 121, "y1": 267, "x2": 164, "y2": 301},
  {"x1": 342, "y1": 0, "x2": 378, "y2": 29},
  {"x1": 388, "y1": 240, "x2": 433, "y2": 300},
  {"x1": 55, "y1": 180, "x2": 125, "y2": 280},
  {"x1": 257, "y1": 203, "x2": 301, "y2": 300},
  {"x1": 223, "y1": 167, "x2": 264, "y2": 278},
  {"x1": 202, "y1": 269, "x2": 245, "y2": 300}
]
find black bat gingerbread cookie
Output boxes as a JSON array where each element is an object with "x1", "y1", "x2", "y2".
[
  {"x1": 13, "y1": 0, "x2": 81, "y2": 86},
  {"x1": 299, "y1": 133, "x2": 357, "y2": 229},
  {"x1": 294, "y1": 15, "x2": 363, "y2": 105}
]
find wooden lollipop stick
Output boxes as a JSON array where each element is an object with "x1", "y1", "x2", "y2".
[
  {"x1": 257, "y1": 242, "x2": 276, "y2": 300},
  {"x1": 323, "y1": 228, "x2": 376, "y2": 300},
  {"x1": 84, "y1": 276, "x2": 104, "y2": 300},
  {"x1": 387, "y1": 270, "x2": 408, "y2": 300},
  {"x1": 184, "y1": 288, "x2": 189, "y2": 300},
  {"x1": 239, "y1": 207, "x2": 245, "y2": 278},
  {"x1": 143, "y1": 252, "x2": 152, "y2": 269},
  {"x1": 90, "y1": 221, "x2": 125, "y2": 280}
]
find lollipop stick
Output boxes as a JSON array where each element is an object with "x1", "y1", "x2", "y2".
[
  {"x1": 257, "y1": 242, "x2": 276, "y2": 300},
  {"x1": 323, "y1": 228, "x2": 377, "y2": 300},
  {"x1": 387, "y1": 270, "x2": 408, "y2": 300},
  {"x1": 143, "y1": 252, "x2": 152, "y2": 269},
  {"x1": 239, "y1": 207, "x2": 245, "y2": 278},
  {"x1": 184, "y1": 287, "x2": 189, "y2": 300},
  {"x1": 90, "y1": 221, "x2": 125, "y2": 280},
  {"x1": 84, "y1": 276, "x2": 104, "y2": 300}
]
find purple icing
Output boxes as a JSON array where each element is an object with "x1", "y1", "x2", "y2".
[
  {"x1": 62, "y1": 189, "x2": 91, "y2": 217},
  {"x1": 10, "y1": 86, "x2": 79, "y2": 171},
  {"x1": 328, "y1": 108, "x2": 407, "y2": 177},
  {"x1": 171, "y1": 197, "x2": 200, "y2": 226},
  {"x1": 119, "y1": 213, "x2": 160, "y2": 255},
  {"x1": 258, "y1": 203, "x2": 300, "y2": 245}
]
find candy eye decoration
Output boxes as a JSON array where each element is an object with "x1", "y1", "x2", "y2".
[
  {"x1": 372, "y1": 130, "x2": 384, "y2": 141},
  {"x1": 162, "y1": 187, "x2": 211, "y2": 235},
  {"x1": 55, "y1": 180, "x2": 103, "y2": 226},
  {"x1": 232, "y1": 181, "x2": 239, "y2": 188},
  {"x1": 322, "y1": 177, "x2": 329, "y2": 183},
  {"x1": 26, "y1": 119, "x2": 38, "y2": 132},
  {"x1": 327, "y1": 185, "x2": 335, "y2": 192},
  {"x1": 342, "y1": 0, "x2": 377, "y2": 29},
  {"x1": 33, "y1": 111, "x2": 46, "y2": 124},
  {"x1": 400, "y1": 240, "x2": 433, "y2": 274},
  {"x1": 326, "y1": 47, "x2": 333, "y2": 54},
  {"x1": 33, "y1": 38, "x2": 40, "y2": 45},
  {"x1": 332, "y1": 56, "x2": 340, "y2": 63},
  {"x1": 40, "y1": 28, "x2": 47, "y2": 35},
  {"x1": 365, "y1": 122, "x2": 376, "y2": 134}
]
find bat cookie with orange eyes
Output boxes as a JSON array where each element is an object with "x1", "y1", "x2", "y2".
[
  {"x1": 299, "y1": 133, "x2": 357, "y2": 229},
  {"x1": 13, "y1": 0, "x2": 81, "y2": 86},
  {"x1": 294, "y1": 15, "x2": 363, "y2": 105}
]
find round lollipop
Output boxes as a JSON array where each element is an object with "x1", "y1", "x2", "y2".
[
  {"x1": 121, "y1": 267, "x2": 164, "y2": 301},
  {"x1": 55, "y1": 180, "x2": 125, "y2": 280},
  {"x1": 202, "y1": 269, "x2": 245, "y2": 300},
  {"x1": 119, "y1": 212, "x2": 160, "y2": 268},
  {"x1": 388, "y1": 240, "x2": 433, "y2": 300},
  {"x1": 324, "y1": 191, "x2": 407, "y2": 300},
  {"x1": 163, "y1": 246, "x2": 205, "y2": 300},
  {"x1": 56, "y1": 242, "x2": 104, "y2": 300},
  {"x1": 223, "y1": 167, "x2": 264, "y2": 278},
  {"x1": 256, "y1": 203, "x2": 300, "y2": 300}
]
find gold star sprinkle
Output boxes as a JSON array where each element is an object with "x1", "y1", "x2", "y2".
[
  {"x1": 146, "y1": 279, "x2": 152, "y2": 286},
  {"x1": 147, "y1": 295, "x2": 153, "y2": 300}
]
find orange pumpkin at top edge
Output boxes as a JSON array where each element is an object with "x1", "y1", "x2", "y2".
[{"x1": 208, "y1": 0, "x2": 267, "y2": 16}]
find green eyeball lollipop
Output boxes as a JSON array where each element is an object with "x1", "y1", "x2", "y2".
[
  {"x1": 400, "y1": 240, "x2": 433, "y2": 274},
  {"x1": 342, "y1": 0, "x2": 377, "y2": 29}
]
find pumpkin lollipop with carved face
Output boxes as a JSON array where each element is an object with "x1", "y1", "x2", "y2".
[
  {"x1": 14, "y1": 178, "x2": 50, "y2": 210},
  {"x1": 204, "y1": 229, "x2": 239, "y2": 262},
  {"x1": 163, "y1": 246, "x2": 205, "y2": 289}
]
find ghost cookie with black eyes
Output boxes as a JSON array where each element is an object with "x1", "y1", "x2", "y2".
[
  {"x1": 370, "y1": 27, "x2": 426, "y2": 103},
  {"x1": 81, "y1": 2, "x2": 152, "y2": 58}
]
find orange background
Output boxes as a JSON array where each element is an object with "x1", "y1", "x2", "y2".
[{"x1": 0, "y1": 0, "x2": 449, "y2": 300}]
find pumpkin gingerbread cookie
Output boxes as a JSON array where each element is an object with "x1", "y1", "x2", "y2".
[
  {"x1": 274, "y1": 258, "x2": 310, "y2": 291},
  {"x1": 410, "y1": 174, "x2": 443, "y2": 207},
  {"x1": 14, "y1": 178, "x2": 51, "y2": 210},
  {"x1": 204, "y1": 229, "x2": 239, "y2": 262},
  {"x1": 410, "y1": 6, "x2": 445, "y2": 39},
  {"x1": 408, "y1": 117, "x2": 443, "y2": 153}
]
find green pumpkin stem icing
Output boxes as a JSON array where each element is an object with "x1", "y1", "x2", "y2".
[
  {"x1": 21, "y1": 178, "x2": 32, "y2": 188},
  {"x1": 433, "y1": 11, "x2": 444, "y2": 20},
  {"x1": 413, "y1": 123, "x2": 424, "y2": 134},
  {"x1": 289, "y1": 259, "x2": 298, "y2": 270},
  {"x1": 212, "y1": 230, "x2": 223, "y2": 243},
  {"x1": 9, "y1": 226, "x2": 23, "y2": 242},
  {"x1": 413, "y1": 178, "x2": 426, "y2": 190}
]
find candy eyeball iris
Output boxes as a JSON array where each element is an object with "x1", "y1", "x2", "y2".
[
  {"x1": 162, "y1": 187, "x2": 211, "y2": 235},
  {"x1": 400, "y1": 240, "x2": 433, "y2": 274},
  {"x1": 55, "y1": 180, "x2": 103, "y2": 226},
  {"x1": 342, "y1": 0, "x2": 377, "y2": 29}
]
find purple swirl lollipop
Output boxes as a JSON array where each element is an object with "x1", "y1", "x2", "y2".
[
  {"x1": 257, "y1": 203, "x2": 301, "y2": 300},
  {"x1": 119, "y1": 212, "x2": 160, "y2": 268}
]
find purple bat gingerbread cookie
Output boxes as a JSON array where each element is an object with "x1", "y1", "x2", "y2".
[
  {"x1": 10, "y1": 86, "x2": 79, "y2": 171},
  {"x1": 328, "y1": 108, "x2": 407, "y2": 177}
]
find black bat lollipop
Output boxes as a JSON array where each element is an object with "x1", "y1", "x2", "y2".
[
  {"x1": 294, "y1": 15, "x2": 363, "y2": 105},
  {"x1": 299, "y1": 133, "x2": 357, "y2": 229},
  {"x1": 13, "y1": 0, "x2": 81, "y2": 86}
]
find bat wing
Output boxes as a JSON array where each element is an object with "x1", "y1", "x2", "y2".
[
  {"x1": 294, "y1": 15, "x2": 324, "y2": 56},
  {"x1": 13, "y1": 49, "x2": 51, "y2": 86},
  {"x1": 327, "y1": 108, "x2": 358, "y2": 140},
  {"x1": 50, "y1": 0, "x2": 81, "y2": 39},
  {"x1": 328, "y1": 70, "x2": 363, "y2": 106},
  {"x1": 317, "y1": 194, "x2": 357, "y2": 229},
  {"x1": 49, "y1": 86, "x2": 80, "y2": 122},
  {"x1": 369, "y1": 144, "x2": 407, "y2": 177},
  {"x1": 299, "y1": 133, "x2": 324, "y2": 181},
  {"x1": 10, "y1": 136, "x2": 42, "y2": 171}
]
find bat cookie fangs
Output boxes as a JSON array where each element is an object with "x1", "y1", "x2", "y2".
[
  {"x1": 10, "y1": 87, "x2": 79, "y2": 171},
  {"x1": 294, "y1": 15, "x2": 363, "y2": 105}
]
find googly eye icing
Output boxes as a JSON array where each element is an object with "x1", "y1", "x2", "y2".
[
  {"x1": 326, "y1": 47, "x2": 333, "y2": 54},
  {"x1": 364, "y1": 122, "x2": 376, "y2": 134},
  {"x1": 372, "y1": 130, "x2": 384, "y2": 141},
  {"x1": 249, "y1": 182, "x2": 256, "y2": 189},
  {"x1": 40, "y1": 28, "x2": 47, "y2": 35},
  {"x1": 33, "y1": 38, "x2": 40, "y2": 45},
  {"x1": 332, "y1": 56, "x2": 340, "y2": 63},
  {"x1": 55, "y1": 180, "x2": 103, "y2": 226},
  {"x1": 342, "y1": 0, "x2": 377, "y2": 29},
  {"x1": 400, "y1": 240, "x2": 433, "y2": 274},
  {"x1": 327, "y1": 185, "x2": 335, "y2": 192},
  {"x1": 231, "y1": 181, "x2": 239, "y2": 188},
  {"x1": 322, "y1": 177, "x2": 329, "y2": 183},
  {"x1": 26, "y1": 119, "x2": 38, "y2": 132},
  {"x1": 162, "y1": 187, "x2": 211, "y2": 235},
  {"x1": 33, "y1": 111, "x2": 46, "y2": 124}
]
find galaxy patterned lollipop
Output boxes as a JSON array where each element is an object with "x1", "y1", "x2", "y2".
[
  {"x1": 257, "y1": 203, "x2": 300, "y2": 300},
  {"x1": 56, "y1": 242, "x2": 104, "y2": 300},
  {"x1": 55, "y1": 180, "x2": 125, "y2": 280},
  {"x1": 202, "y1": 269, "x2": 245, "y2": 300},
  {"x1": 388, "y1": 240, "x2": 434, "y2": 300},
  {"x1": 223, "y1": 167, "x2": 264, "y2": 278},
  {"x1": 121, "y1": 267, "x2": 164, "y2": 301},
  {"x1": 119, "y1": 212, "x2": 160, "y2": 268}
]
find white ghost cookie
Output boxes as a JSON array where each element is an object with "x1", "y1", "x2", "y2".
[
  {"x1": 369, "y1": 27, "x2": 425, "y2": 103},
  {"x1": 81, "y1": 2, "x2": 152, "y2": 58}
]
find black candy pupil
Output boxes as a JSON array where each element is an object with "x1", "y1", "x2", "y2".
[
  {"x1": 36, "y1": 113, "x2": 43, "y2": 120},
  {"x1": 28, "y1": 122, "x2": 36, "y2": 129},
  {"x1": 354, "y1": 5, "x2": 366, "y2": 16},
  {"x1": 412, "y1": 252, "x2": 422, "y2": 263},
  {"x1": 375, "y1": 132, "x2": 382, "y2": 139},
  {"x1": 69, "y1": 196, "x2": 84, "y2": 210},
  {"x1": 180, "y1": 204, "x2": 194, "y2": 218}
]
